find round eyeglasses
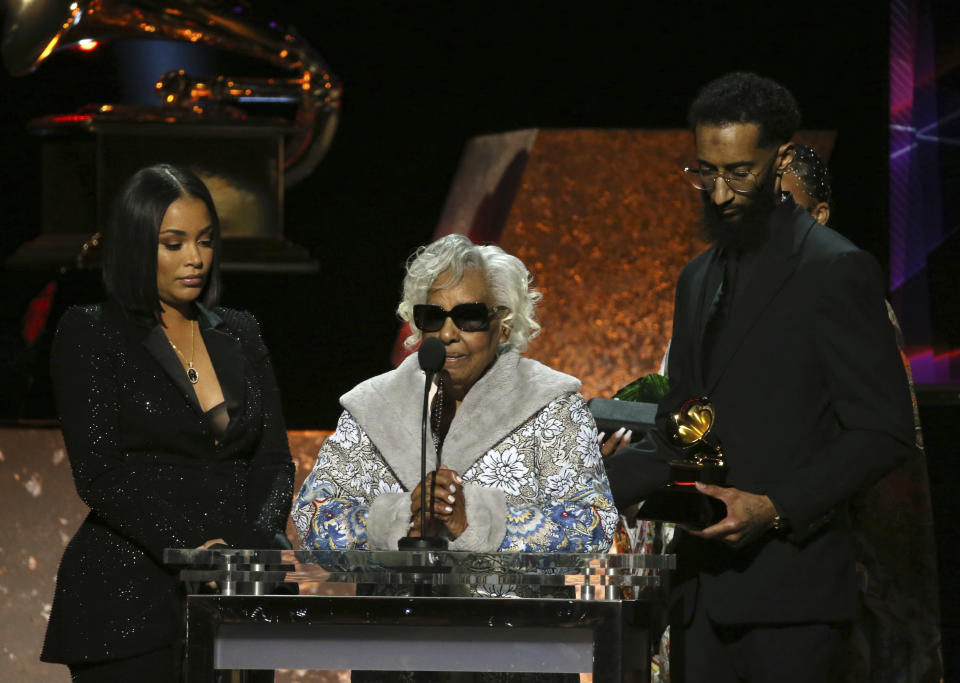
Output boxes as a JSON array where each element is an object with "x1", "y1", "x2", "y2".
[{"x1": 682, "y1": 167, "x2": 762, "y2": 194}]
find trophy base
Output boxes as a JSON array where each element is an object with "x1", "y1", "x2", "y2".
[
  {"x1": 636, "y1": 487, "x2": 727, "y2": 529},
  {"x1": 669, "y1": 459, "x2": 726, "y2": 485}
]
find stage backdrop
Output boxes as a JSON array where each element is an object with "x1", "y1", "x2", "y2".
[
  {"x1": 394, "y1": 128, "x2": 835, "y2": 399},
  {"x1": 3, "y1": 129, "x2": 841, "y2": 682}
]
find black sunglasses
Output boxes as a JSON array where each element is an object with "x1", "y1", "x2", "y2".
[{"x1": 412, "y1": 303, "x2": 507, "y2": 333}]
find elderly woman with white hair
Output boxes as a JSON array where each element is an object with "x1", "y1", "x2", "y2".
[{"x1": 293, "y1": 234, "x2": 616, "y2": 555}]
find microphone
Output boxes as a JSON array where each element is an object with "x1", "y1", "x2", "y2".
[
  {"x1": 398, "y1": 337, "x2": 449, "y2": 551},
  {"x1": 418, "y1": 335, "x2": 446, "y2": 374}
]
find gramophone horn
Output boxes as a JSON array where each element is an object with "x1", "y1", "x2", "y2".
[
  {"x1": 2, "y1": 0, "x2": 81, "y2": 77},
  {"x1": 2, "y1": 0, "x2": 341, "y2": 186}
]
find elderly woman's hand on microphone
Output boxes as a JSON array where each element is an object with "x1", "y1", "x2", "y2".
[{"x1": 410, "y1": 465, "x2": 467, "y2": 538}]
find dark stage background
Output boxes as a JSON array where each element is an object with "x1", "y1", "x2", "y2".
[
  {"x1": 1, "y1": 1, "x2": 892, "y2": 428},
  {"x1": 0, "y1": 0, "x2": 956, "y2": 679}
]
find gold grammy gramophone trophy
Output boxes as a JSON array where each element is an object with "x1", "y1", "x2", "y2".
[{"x1": 636, "y1": 397, "x2": 728, "y2": 528}]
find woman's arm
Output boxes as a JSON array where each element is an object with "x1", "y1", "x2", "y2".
[
  {"x1": 292, "y1": 411, "x2": 409, "y2": 550},
  {"x1": 501, "y1": 394, "x2": 618, "y2": 552},
  {"x1": 232, "y1": 312, "x2": 295, "y2": 548},
  {"x1": 52, "y1": 306, "x2": 197, "y2": 561},
  {"x1": 452, "y1": 393, "x2": 619, "y2": 553}
]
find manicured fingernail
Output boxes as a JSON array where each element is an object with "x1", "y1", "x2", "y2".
[
  {"x1": 614, "y1": 427, "x2": 626, "y2": 437},
  {"x1": 445, "y1": 506, "x2": 453, "y2": 513},
  {"x1": 449, "y1": 484, "x2": 457, "y2": 493},
  {"x1": 597, "y1": 432, "x2": 605, "y2": 443},
  {"x1": 454, "y1": 474, "x2": 463, "y2": 483},
  {"x1": 447, "y1": 495, "x2": 455, "y2": 503},
  {"x1": 624, "y1": 430, "x2": 633, "y2": 440}
]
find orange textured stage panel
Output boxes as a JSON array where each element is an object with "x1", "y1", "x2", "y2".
[
  {"x1": 428, "y1": 128, "x2": 835, "y2": 400},
  {"x1": 497, "y1": 129, "x2": 707, "y2": 400},
  {"x1": 430, "y1": 129, "x2": 706, "y2": 398}
]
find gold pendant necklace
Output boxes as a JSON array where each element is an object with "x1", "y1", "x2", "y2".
[{"x1": 170, "y1": 321, "x2": 200, "y2": 384}]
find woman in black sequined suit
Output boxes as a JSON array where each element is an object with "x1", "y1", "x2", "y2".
[{"x1": 40, "y1": 165, "x2": 295, "y2": 682}]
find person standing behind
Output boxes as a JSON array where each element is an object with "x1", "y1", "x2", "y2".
[
  {"x1": 604, "y1": 72, "x2": 916, "y2": 682},
  {"x1": 41, "y1": 164, "x2": 295, "y2": 682},
  {"x1": 780, "y1": 143, "x2": 832, "y2": 225}
]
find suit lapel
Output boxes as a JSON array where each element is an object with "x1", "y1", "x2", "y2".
[
  {"x1": 690, "y1": 248, "x2": 721, "y2": 390},
  {"x1": 138, "y1": 305, "x2": 247, "y2": 423},
  {"x1": 705, "y1": 200, "x2": 817, "y2": 393},
  {"x1": 673, "y1": 247, "x2": 718, "y2": 393},
  {"x1": 142, "y1": 324, "x2": 203, "y2": 414},
  {"x1": 200, "y1": 317, "x2": 245, "y2": 429}
]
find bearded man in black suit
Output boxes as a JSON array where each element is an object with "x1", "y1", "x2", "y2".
[{"x1": 604, "y1": 72, "x2": 916, "y2": 682}]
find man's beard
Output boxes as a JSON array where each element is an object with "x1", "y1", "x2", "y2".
[{"x1": 699, "y1": 181, "x2": 778, "y2": 251}]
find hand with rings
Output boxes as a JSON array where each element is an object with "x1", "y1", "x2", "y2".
[{"x1": 410, "y1": 465, "x2": 467, "y2": 538}]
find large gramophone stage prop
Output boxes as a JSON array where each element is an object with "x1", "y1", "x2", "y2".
[{"x1": 3, "y1": 0, "x2": 341, "y2": 270}]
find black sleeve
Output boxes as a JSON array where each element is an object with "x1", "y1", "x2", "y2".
[
  {"x1": 52, "y1": 307, "x2": 195, "y2": 560},
  {"x1": 230, "y1": 312, "x2": 295, "y2": 549},
  {"x1": 764, "y1": 250, "x2": 917, "y2": 541},
  {"x1": 604, "y1": 429, "x2": 675, "y2": 509}
]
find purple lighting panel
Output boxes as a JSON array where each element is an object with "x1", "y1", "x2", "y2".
[{"x1": 889, "y1": 0, "x2": 960, "y2": 383}]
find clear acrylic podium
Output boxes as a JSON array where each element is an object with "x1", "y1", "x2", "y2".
[{"x1": 164, "y1": 548, "x2": 675, "y2": 682}]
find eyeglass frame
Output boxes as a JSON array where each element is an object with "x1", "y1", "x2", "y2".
[
  {"x1": 681, "y1": 151, "x2": 780, "y2": 195},
  {"x1": 412, "y1": 302, "x2": 509, "y2": 333},
  {"x1": 681, "y1": 166, "x2": 765, "y2": 194}
]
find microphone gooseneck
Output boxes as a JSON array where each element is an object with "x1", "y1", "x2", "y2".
[{"x1": 398, "y1": 337, "x2": 449, "y2": 551}]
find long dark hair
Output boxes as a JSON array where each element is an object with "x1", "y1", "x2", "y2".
[{"x1": 102, "y1": 164, "x2": 222, "y2": 320}]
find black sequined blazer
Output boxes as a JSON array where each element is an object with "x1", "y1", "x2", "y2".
[{"x1": 41, "y1": 301, "x2": 294, "y2": 665}]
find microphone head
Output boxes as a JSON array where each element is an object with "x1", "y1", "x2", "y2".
[{"x1": 418, "y1": 337, "x2": 446, "y2": 373}]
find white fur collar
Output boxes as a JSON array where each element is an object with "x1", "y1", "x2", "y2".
[{"x1": 340, "y1": 350, "x2": 581, "y2": 490}]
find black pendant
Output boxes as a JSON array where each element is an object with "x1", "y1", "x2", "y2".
[{"x1": 187, "y1": 367, "x2": 199, "y2": 384}]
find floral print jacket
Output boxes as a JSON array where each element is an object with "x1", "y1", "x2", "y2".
[{"x1": 293, "y1": 350, "x2": 617, "y2": 553}]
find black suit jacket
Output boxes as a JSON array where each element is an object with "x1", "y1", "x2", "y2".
[
  {"x1": 41, "y1": 301, "x2": 294, "y2": 664},
  {"x1": 605, "y1": 197, "x2": 916, "y2": 623}
]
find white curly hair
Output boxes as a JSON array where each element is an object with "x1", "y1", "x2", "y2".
[{"x1": 397, "y1": 234, "x2": 542, "y2": 352}]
